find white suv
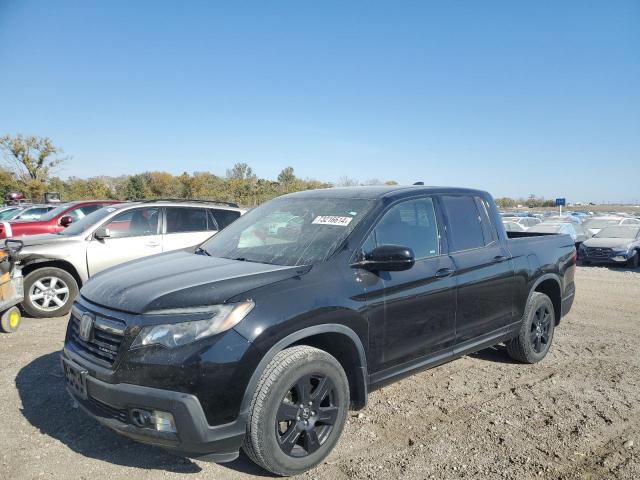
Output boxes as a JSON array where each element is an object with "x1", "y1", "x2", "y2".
[{"x1": 11, "y1": 200, "x2": 244, "y2": 318}]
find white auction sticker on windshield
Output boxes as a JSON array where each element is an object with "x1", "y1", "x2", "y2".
[{"x1": 312, "y1": 215, "x2": 353, "y2": 226}]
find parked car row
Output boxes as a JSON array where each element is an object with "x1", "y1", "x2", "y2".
[
  {"x1": 0, "y1": 200, "x2": 244, "y2": 317},
  {"x1": 500, "y1": 211, "x2": 640, "y2": 268},
  {"x1": 0, "y1": 204, "x2": 57, "y2": 221}
]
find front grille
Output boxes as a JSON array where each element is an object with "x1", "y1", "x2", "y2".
[
  {"x1": 85, "y1": 395, "x2": 129, "y2": 424},
  {"x1": 69, "y1": 312, "x2": 125, "y2": 367},
  {"x1": 586, "y1": 247, "x2": 614, "y2": 259}
]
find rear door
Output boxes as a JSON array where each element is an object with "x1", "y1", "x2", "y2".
[
  {"x1": 440, "y1": 195, "x2": 515, "y2": 346},
  {"x1": 86, "y1": 207, "x2": 162, "y2": 276},
  {"x1": 162, "y1": 207, "x2": 218, "y2": 252},
  {"x1": 362, "y1": 196, "x2": 457, "y2": 375}
]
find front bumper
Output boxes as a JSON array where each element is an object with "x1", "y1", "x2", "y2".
[
  {"x1": 582, "y1": 255, "x2": 629, "y2": 264},
  {"x1": 61, "y1": 352, "x2": 246, "y2": 462}
]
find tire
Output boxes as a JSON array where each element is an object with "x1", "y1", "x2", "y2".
[
  {"x1": 0, "y1": 306, "x2": 21, "y2": 333},
  {"x1": 506, "y1": 292, "x2": 555, "y2": 364},
  {"x1": 243, "y1": 346, "x2": 350, "y2": 476},
  {"x1": 22, "y1": 267, "x2": 78, "y2": 318},
  {"x1": 627, "y1": 251, "x2": 639, "y2": 269}
]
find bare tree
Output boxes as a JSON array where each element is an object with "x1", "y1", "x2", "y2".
[
  {"x1": 336, "y1": 176, "x2": 359, "y2": 187},
  {"x1": 0, "y1": 134, "x2": 68, "y2": 183},
  {"x1": 362, "y1": 178, "x2": 384, "y2": 186}
]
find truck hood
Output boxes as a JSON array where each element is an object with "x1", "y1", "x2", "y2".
[
  {"x1": 583, "y1": 237, "x2": 634, "y2": 250},
  {"x1": 80, "y1": 250, "x2": 309, "y2": 314}
]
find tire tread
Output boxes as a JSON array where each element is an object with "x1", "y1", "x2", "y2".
[
  {"x1": 243, "y1": 345, "x2": 348, "y2": 475},
  {"x1": 507, "y1": 292, "x2": 553, "y2": 364}
]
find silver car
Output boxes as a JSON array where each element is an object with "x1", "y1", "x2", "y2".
[{"x1": 11, "y1": 200, "x2": 244, "y2": 318}]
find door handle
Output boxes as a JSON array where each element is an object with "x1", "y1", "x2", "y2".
[
  {"x1": 493, "y1": 255, "x2": 508, "y2": 263},
  {"x1": 435, "y1": 267, "x2": 454, "y2": 279},
  {"x1": 145, "y1": 241, "x2": 161, "y2": 247}
]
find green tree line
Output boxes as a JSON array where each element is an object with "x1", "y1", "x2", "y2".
[
  {"x1": 0, "y1": 167, "x2": 336, "y2": 207},
  {"x1": 1, "y1": 134, "x2": 558, "y2": 208}
]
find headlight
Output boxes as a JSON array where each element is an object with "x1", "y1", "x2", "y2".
[
  {"x1": 613, "y1": 249, "x2": 629, "y2": 256},
  {"x1": 131, "y1": 301, "x2": 254, "y2": 349}
]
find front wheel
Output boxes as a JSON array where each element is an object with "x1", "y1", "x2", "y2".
[
  {"x1": 627, "y1": 251, "x2": 639, "y2": 269},
  {"x1": 22, "y1": 267, "x2": 79, "y2": 318},
  {"x1": 243, "y1": 346, "x2": 350, "y2": 476},
  {"x1": 506, "y1": 292, "x2": 555, "y2": 364}
]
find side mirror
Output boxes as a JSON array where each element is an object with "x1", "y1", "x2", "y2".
[
  {"x1": 94, "y1": 226, "x2": 111, "y2": 239},
  {"x1": 59, "y1": 215, "x2": 73, "y2": 227},
  {"x1": 351, "y1": 244, "x2": 415, "y2": 272}
]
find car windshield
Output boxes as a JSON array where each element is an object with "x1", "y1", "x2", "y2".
[
  {"x1": 0, "y1": 208, "x2": 20, "y2": 220},
  {"x1": 12, "y1": 206, "x2": 51, "y2": 220},
  {"x1": 583, "y1": 218, "x2": 621, "y2": 229},
  {"x1": 36, "y1": 204, "x2": 72, "y2": 221},
  {"x1": 530, "y1": 224, "x2": 565, "y2": 234},
  {"x1": 200, "y1": 196, "x2": 374, "y2": 266},
  {"x1": 57, "y1": 206, "x2": 120, "y2": 236},
  {"x1": 595, "y1": 226, "x2": 640, "y2": 239}
]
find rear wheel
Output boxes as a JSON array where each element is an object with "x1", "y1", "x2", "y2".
[
  {"x1": 243, "y1": 346, "x2": 349, "y2": 476},
  {"x1": 507, "y1": 292, "x2": 555, "y2": 364},
  {"x1": 0, "y1": 306, "x2": 21, "y2": 333},
  {"x1": 22, "y1": 267, "x2": 78, "y2": 318}
]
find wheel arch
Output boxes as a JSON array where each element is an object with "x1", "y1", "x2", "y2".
[
  {"x1": 529, "y1": 274, "x2": 562, "y2": 325},
  {"x1": 240, "y1": 324, "x2": 368, "y2": 415},
  {"x1": 21, "y1": 259, "x2": 83, "y2": 289}
]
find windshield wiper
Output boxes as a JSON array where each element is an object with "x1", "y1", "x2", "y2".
[
  {"x1": 233, "y1": 257, "x2": 271, "y2": 264},
  {"x1": 195, "y1": 247, "x2": 211, "y2": 256}
]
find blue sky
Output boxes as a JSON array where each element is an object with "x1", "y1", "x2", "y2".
[{"x1": 0, "y1": 1, "x2": 638, "y2": 203}]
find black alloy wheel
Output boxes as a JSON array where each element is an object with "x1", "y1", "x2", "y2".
[
  {"x1": 243, "y1": 345, "x2": 350, "y2": 476},
  {"x1": 530, "y1": 304, "x2": 552, "y2": 354},
  {"x1": 276, "y1": 374, "x2": 339, "y2": 457},
  {"x1": 506, "y1": 291, "x2": 555, "y2": 364}
]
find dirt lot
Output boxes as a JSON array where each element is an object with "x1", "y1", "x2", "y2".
[{"x1": 1, "y1": 266, "x2": 638, "y2": 479}]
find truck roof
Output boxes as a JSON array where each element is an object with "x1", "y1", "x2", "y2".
[{"x1": 280, "y1": 185, "x2": 490, "y2": 201}]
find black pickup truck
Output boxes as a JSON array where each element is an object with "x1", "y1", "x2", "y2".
[{"x1": 61, "y1": 186, "x2": 576, "y2": 476}]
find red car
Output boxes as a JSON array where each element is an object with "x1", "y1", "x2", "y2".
[{"x1": 0, "y1": 201, "x2": 120, "y2": 239}]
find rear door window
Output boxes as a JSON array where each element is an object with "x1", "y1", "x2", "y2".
[
  {"x1": 209, "y1": 209, "x2": 241, "y2": 230},
  {"x1": 165, "y1": 207, "x2": 211, "y2": 233},
  {"x1": 441, "y1": 195, "x2": 488, "y2": 252}
]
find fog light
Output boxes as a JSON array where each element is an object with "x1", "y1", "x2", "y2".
[{"x1": 151, "y1": 410, "x2": 177, "y2": 433}]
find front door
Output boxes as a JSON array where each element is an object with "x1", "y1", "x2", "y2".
[
  {"x1": 361, "y1": 197, "x2": 457, "y2": 378},
  {"x1": 86, "y1": 207, "x2": 162, "y2": 276}
]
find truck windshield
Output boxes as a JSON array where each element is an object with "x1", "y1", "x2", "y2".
[
  {"x1": 200, "y1": 197, "x2": 374, "y2": 266},
  {"x1": 57, "y1": 207, "x2": 118, "y2": 236},
  {"x1": 595, "y1": 226, "x2": 639, "y2": 239}
]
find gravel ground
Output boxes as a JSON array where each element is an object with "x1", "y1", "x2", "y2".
[{"x1": 1, "y1": 266, "x2": 638, "y2": 479}]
